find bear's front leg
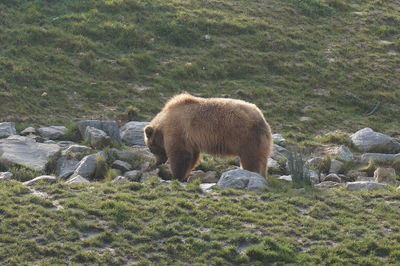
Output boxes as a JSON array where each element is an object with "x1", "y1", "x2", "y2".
[{"x1": 168, "y1": 150, "x2": 194, "y2": 182}]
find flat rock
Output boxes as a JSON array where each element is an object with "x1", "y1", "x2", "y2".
[
  {"x1": 0, "y1": 136, "x2": 61, "y2": 172},
  {"x1": 0, "y1": 122, "x2": 16, "y2": 138},
  {"x1": 112, "y1": 160, "x2": 133, "y2": 173},
  {"x1": 66, "y1": 175, "x2": 90, "y2": 184},
  {"x1": 278, "y1": 175, "x2": 292, "y2": 182},
  {"x1": 37, "y1": 126, "x2": 67, "y2": 140},
  {"x1": 200, "y1": 183, "x2": 216, "y2": 193},
  {"x1": 23, "y1": 175, "x2": 57, "y2": 186},
  {"x1": 322, "y1": 173, "x2": 342, "y2": 183},
  {"x1": 314, "y1": 181, "x2": 344, "y2": 189},
  {"x1": 346, "y1": 181, "x2": 388, "y2": 191},
  {"x1": 0, "y1": 172, "x2": 13, "y2": 182},
  {"x1": 350, "y1": 128, "x2": 400, "y2": 153},
  {"x1": 217, "y1": 169, "x2": 267, "y2": 191},
  {"x1": 120, "y1": 121, "x2": 150, "y2": 146},
  {"x1": 361, "y1": 153, "x2": 400, "y2": 163},
  {"x1": 77, "y1": 120, "x2": 121, "y2": 143}
]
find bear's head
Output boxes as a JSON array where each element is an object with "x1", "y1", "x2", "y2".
[{"x1": 144, "y1": 125, "x2": 167, "y2": 165}]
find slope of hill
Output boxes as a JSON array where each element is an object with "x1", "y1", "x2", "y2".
[{"x1": 1, "y1": 0, "x2": 399, "y2": 139}]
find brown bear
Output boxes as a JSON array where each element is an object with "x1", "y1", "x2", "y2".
[{"x1": 144, "y1": 93, "x2": 272, "y2": 182}]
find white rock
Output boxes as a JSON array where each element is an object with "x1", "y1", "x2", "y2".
[
  {"x1": 323, "y1": 173, "x2": 342, "y2": 183},
  {"x1": 120, "y1": 121, "x2": 150, "y2": 146},
  {"x1": 346, "y1": 181, "x2": 387, "y2": 191},
  {"x1": 314, "y1": 181, "x2": 344, "y2": 189},
  {"x1": 0, "y1": 172, "x2": 13, "y2": 182},
  {"x1": 23, "y1": 175, "x2": 57, "y2": 186},
  {"x1": 278, "y1": 175, "x2": 292, "y2": 182},
  {"x1": 217, "y1": 169, "x2": 267, "y2": 191},
  {"x1": 350, "y1": 128, "x2": 400, "y2": 153},
  {"x1": 66, "y1": 175, "x2": 90, "y2": 184}
]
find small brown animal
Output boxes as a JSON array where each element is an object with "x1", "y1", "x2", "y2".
[{"x1": 144, "y1": 93, "x2": 272, "y2": 181}]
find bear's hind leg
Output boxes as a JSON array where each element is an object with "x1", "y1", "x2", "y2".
[{"x1": 240, "y1": 150, "x2": 268, "y2": 176}]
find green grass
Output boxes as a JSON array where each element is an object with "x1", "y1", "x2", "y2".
[
  {"x1": 0, "y1": 180, "x2": 400, "y2": 264},
  {"x1": 0, "y1": 0, "x2": 399, "y2": 140}
]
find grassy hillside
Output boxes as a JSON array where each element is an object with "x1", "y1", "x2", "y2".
[
  {"x1": 1, "y1": 0, "x2": 399, "y2": 139},
  {"x1": 1, "y1": 179, "x2": 400, "y2": 265}
]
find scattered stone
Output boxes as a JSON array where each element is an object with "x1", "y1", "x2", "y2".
[
  {"x1": 217, "y1": 169, "x2": 267, "y2": 191},
  {"x1": 347, "y1": 170, "x2": 367, "y2": 181},
  {"x1": 20, "y1": 127, "x2": 36, "y2": 136},
  {"x1": 299, "y1": 116, "x2": 312, "y2": 121},
  {"x1": 323, "y1": 173, "x2": 342, "y2": 183},
  {"x1": 329, "y1": 159, "x2": 344, "y2": 174},
  {"x1": 72, "y1": 153, "x2": 99, "y2": 179},
  {"x1": 111, "y1": 176, "x2": 129, "y2": 183},
  {"x1": 112, "y1": 160, "x2": 133, "y2": 173},
  {"x1": 187, "y1": 170, "x2": 218, "y2": 183},
  {"x1": 272, "y1": 134, "x2": 286, "y2": 146},
  {"x1": 0, "y1": 172, "x2": 13, "y2": 182},
  {"x1": 314, "y1": 181, "x2": 344, "y2": 189},
  {"x1": 350, "y1": 128, "x2": 400, "y2": 153},
  {"x1": 84, "y1": 126, "x2": 111, "y2": 149},
  {"x1": 37, "y1": 126, "x2": 67, "y2": 140},
  {"x1": 66, "y1": 175, "x2": 90, "y2": 184},
  {"x1": 278, "y1": 175, "x2": 292, "y2": 182},
  {"x1": 335, "y1": 146, "x2": 354, "y2": 162},
  {"x1": 346, "y1": 181, "x2": 388, "y2": 191},
  {"x1": 0, "y1": 122, "x2": 16, "y2": 139},
  {"x1": 56, "y1": 157, "x2": 80, "y2": 179},
  {"x1": 361, "y1": 153, "x2": 400, "y2": 163},
  {"x1": 77, "y1": 120, "x2": 121, "y2": 143},
  {"x1": 200, "y1": 183, "x2": 216, "y2": 193},
  {"x1": 124, "y1": 170, "x2": 141, "y2": 182},
  {"x1": 356, "y1": 176, "x2": 375, "y2": 182},
  {"x1": 120, "y1": 121, "x2": 150, "y2": 146},
  {"x1": 23, "y1": 175, "x2": 57, "y2": 186},
  {"x1": 0, "y1": 136, "x2": 61, "y2": 172},
  {"x1": 374, "y1": 167, "x2": 397, "y2": 185},
  {"x1": 140, "y1": 169, "x2": 160, "y2": 182}
]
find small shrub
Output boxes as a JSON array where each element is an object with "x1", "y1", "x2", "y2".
[
  {"x1": 62, "y1": 123, "x2": 82, "y2": 142},
  {"x1": 126, "y1": 105, "x2": 140, "y2": 121},
  {"x1": 287, "y1": 151, "x2": 311, "y2": 188},
  {"x1": 94, "y1": 154, "x2": 108, "y2": 179},
  {"x1": 361, "y1": 160, "x2": 377, "y2": 177},
  {"x1": 105, "y1": 169, "x2": 118, "y2": 182},
  {"x1": 8, "y1": 166, "x2": 45, "y2": 182}
]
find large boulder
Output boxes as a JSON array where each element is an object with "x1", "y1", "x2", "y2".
[
  {"x1": 0, "y1": 122, "x2": 16, "y2": 138},
  {"x1": 350, "y1": 128, "x2": 400, "y2": 153},
  {"x1": 0, "y1": 136, "x2": 61, "y2": 172},
  {"x1": 37, "y1": 126, "x2": 67, "y2": 140},
  {"x1": 77, "y1": 120, "x2": 121, "y2": 143},
  {"x1": 84, "y1": 126, "x2": 111, "y2": 149},
  {"x1": 120, "y1": 121, "x2": 150, "y2": 146},
  {"x1": 72, "y1": 153, "x2": 101, "y2": 179},
  {"x1": 217, "y1": 169, "x2": 267, "y2": 191}
]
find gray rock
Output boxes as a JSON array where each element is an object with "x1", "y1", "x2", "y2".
[
  {"x1": 56, "y1": 157, "x2": 80, "y2": 179},
  {"x1": 66, "y1": 175, "x2": 90, "y2": 184},
  {"x1": 112, "y1": 160, "x2": 133, "y2": 173},
  {"x1": 356, "y1": 176, "x2": 375, "y2": 182},
  {"x1": 63, "y1": 145, "x2": 92, "y2": 160},
  {"x1": 37, "y1": 126, "x2": 67, "y2": 140},
  {"x1": 0, "y1": 136, "x2": 61, "y2": 172},
  {"x1": 0, "y1": 172, "x2": 13, "y2": 182},
  {"x1": 111, "y1": 176, "x2": 129, "y2": 183},
  {"x1": 72, "y1": 153, "x2": 99, "y2": 179},
  {"x1": 329, "y1": 159, "x2": 344, "y2": 174},
  {"x1": 374, "y1": 167, "x2": 397, "y2": 184},
  {"x1": 217, "y1": 169, "x2": 267, "y2": 191},
  {"x1": 272, "y1": 144, "x2": 289, "y2": 162},
  {"x1": 77, "y1": 120, "x2": 121, "y2": 143},
  {"x1": 350, "y1": 128, "x2": 400, "y2": 153},
  {"x1": 314, "y1": 181, "x2": 344, "y2": 189},
  {"x1": 272, "y1": 134, "x2": 286, "y2": 146},
  {"x1": 278, "y1": 175, "x2": 292, "y2": 182},
  {"x1": 200, "y1": 183, "x2": 216, "y2": 193},
  {"x1": 347, "y1": 170, "x2": 367, "y2": 181},
  {"x1": 0, "y1": 122, "x2": 16, "y2": 138},
  {"x1": 140, "y1": 169, "x2": 160, "y2": 182},
  {"x1": 84, "y1": 126, "x2": 111, "y2": 149},
  {"x1": 23, "y1": 175, "x2": 57, "y2": 186},
  {"x1": 361, "y1": 153, "x2": 400, "y2": 163},
  {"x1": 187, "y1": 170, "x2": 218, "y2": 183},
  {"x1": 120, "y1": 121, "x2": 150, "y2": 146},
  {"x1": 346, "y1": 181, "x2": 388, "y2": 191},
  {"x1": 308, "y1": 170, "x2": 321, "y2": 184},
  {"x1": 335, "y1": 146, "x2": 354, "y2": 162},
  {"x1": 20, "y1": 127, "x2": 36, "y2": 136},
  {"x1": 267, "y1": 158, "x2": 286, "y2": 175},
  {"x1": 305, "y1": 157, "x2": 324, "y2": 170},
  {"x1": 323, "y1": 173, "x2": 342, "y2": 183},
  {"x1": 124, "y1": 170, "x2": 141, "y2": 182}
]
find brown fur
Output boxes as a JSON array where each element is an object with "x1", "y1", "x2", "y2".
[{"x1": 144, "y1": 93, "x2": 273, "y2": 181}]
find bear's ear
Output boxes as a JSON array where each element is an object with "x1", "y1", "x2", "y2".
[{"x1": 144, "y1": 125, "x2": 154, "y2": 139}]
